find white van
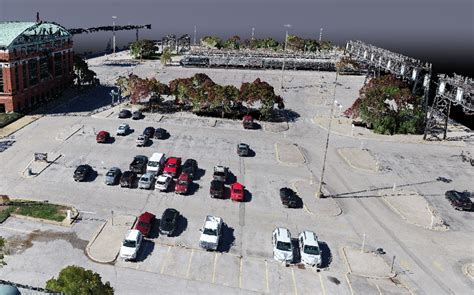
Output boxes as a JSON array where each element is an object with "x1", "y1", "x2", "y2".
[{"x1": 146, "y1": 153, "x2": 166, "y2": 175}]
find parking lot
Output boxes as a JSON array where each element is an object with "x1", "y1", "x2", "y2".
[{"x1": 0, "y1": 53, "x2": 473, "y2": 294}]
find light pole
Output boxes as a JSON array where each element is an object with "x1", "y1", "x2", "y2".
[
  {"x1": 193, "y1": 25, "x2": 197, "y2": 46},
  {"x1": 112, "y1": 16, "x2": 117, "y2": 55},
  {"x1": 251, "y1": 27, "x2": 255, "y2": 40},
  {"x1": 280, "y1": 24, "x2": 291, "y2": 90},
  {"x1": 316, "y1": 70, "x2": 339, "y2": 198}
]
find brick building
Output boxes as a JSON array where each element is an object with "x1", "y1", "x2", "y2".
[{"x1": 0, "y1": 21, "x2": 74, "y2": 113}]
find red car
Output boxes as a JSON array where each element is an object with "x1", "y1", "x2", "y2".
[
  {"x1": 230, "y1": 182, "x2": 244, "y2": 201},
  {"x1": 163, "y1": 157, "x2": 181, "y2": 177},
  {"x1": 175, "y1": 172, "x2": 190, "y2": 195},
  {"x1": 96, "y1": 130, "x2": 110, "y2": 143},
  {"x1": 135, "y1": 212, "x2": 155, "y2": 237},
  {"x1": 242, "y1": 115, "x2": 254, "y2": 129}
]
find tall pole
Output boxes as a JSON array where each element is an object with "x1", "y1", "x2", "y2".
[
  {"x1": 316, "y1": 70, "x2": 339, "y2": 198},
  {"x1": 251, "y1": 27, "x2": 255, "y2": 40},
  {"x1": 319, "y1": 28, "x2": 323, "y2": 42},
  {"x1": 193, "y1": 25, "x2": 197, "y2": 45},
  {"x1": 280, "y1": 24, "x2": 291, "y2": 90},
  {"x1": 112, "y1": 16, "x2": 117, "y2": 54}
]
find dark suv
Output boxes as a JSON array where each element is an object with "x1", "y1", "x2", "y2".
[
  {"x1": 143, "y1": 127, "x2": 155, "y2": 138},
  {"x1": 73, "y1": 164, "x2": 92, "y2": 182},
  {"x1": 130, "y1": 155, "x2": 148, "y2": 174},
  {"x1": 182, "y1": 159, "x2": 198, "y2": 180},
  {"x1": 280, "y1": 187, "x2": 299, "y2": 208},
  {"x1": 210, "y1": 180, "x2": 225, "y2": 199},
  {"x1": 445, "y1": 190, "x2": 472, "y2": 211},
  {"x1": 118, "y1": 109, "x2": 132, "y2": 118},
  {"x1": 120, "y1": 171, "x2": 137, "y2": 188}
]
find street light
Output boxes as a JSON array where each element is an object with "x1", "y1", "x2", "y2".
[
  {"x1": 251, "y1": 27, "x2": 255, "y2": 40},
  {"x1": 112, "y1": 16, "x2": 117, "y2": 55},
  {"x1": 316, "y1": 70, "x2": 339, "y2": 198},
  {"x1": 280, "y1": 24, "x2": 291, "y2": 90}
]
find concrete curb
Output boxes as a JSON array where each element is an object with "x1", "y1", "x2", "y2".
[
  {"x1": 337, "y1": 148, "x2": 378, "y2": 173},
  {"x1": 274, "y1": 142, "x2": 305, "y2": 166},
  {"x1": 8, "y1": 204, "x2": 78, "y2": 227},
  {"x1": 85, "y1": 221, "x2": 110, "y2": 264},
  {"x1": 314, "y1": 116, "x2": 467, "y2": 147},
  {"x1": 341, "y1": 247, "x2": 396, "y2": 280},
  {"x1": 381, "y1": 193, "x2": 449, "y2": 232},
  {"x1": 0, "y1": 115, "x2": 42, "y2": 139}
]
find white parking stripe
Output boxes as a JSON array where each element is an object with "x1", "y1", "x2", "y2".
[
  {"x1": 212, "y1": 252, "x2": 219, "y2": 283},
  {"x1": 265, "y1": 260, "x2": 270, "y2": 293},
  {"x1": 160, "y1": 246, "x2": 171, "y2": 274},
  {"x1": 186, "y1": 249, "x2": 194, "y2": 279},
  {"x1": 239, "y1": 257, "x2": 243, "y2": 288},
  {"x1": 291, "y1": 267, "x2": 298, "y2": 295},
  {"x1": 319, "y1": 272, "x2": 327, "y2": 295}
]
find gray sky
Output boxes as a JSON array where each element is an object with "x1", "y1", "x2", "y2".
[{"x1": 1, "y1": 0, "x2": 473, "y2": 75}]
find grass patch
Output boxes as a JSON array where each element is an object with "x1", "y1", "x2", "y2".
[
  {"x1": 0, "y1": 200, "x2": 68, "y2": 223},
  {"x1": 0, "y1": 112, "x2": 24, "y2": 128}
]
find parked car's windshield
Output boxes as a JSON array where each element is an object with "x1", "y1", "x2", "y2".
[
  {"x1": 304, "y1": 245, "x2": 320, "y2": 255},
  {"x1": 148, "y1": 161, "x2": 158, "y2": 167},
  {"x1": 203, "y1": 228, "x2": 218, "y2": 236},
  {"x1": 123, "y1": 240, "x2": 136, "y2": 248},
  {"x1": 106, "y1": 171, "x2": 115, "y2": 176},
  {"x1": 233, "y1": 189, "x2": 243, "y2": 194},
  {"x1": 276, "y1": 241, "x2": 292, "y2": 251}
]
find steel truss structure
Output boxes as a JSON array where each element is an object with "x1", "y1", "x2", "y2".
[{"x1": 423, "y1": 74, "x2": 474, "y2": 140}]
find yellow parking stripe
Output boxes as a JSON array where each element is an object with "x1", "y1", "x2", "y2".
[
  {"x1": 186, "y1": 249, "x2": 194, "y2": 279},
  {"x1": 239, "y1": 257, "x2": 243, "y2": 288},
  {"x1": 291, "y1": 267, "x2": 298, "y2": 295},
  {"x1": 265, "y1": 260, "x2": 270, "y2": 293},
  {"x1": 319, "y1": 272, "x2": 327, "y2": 295},
  {"x1": 212, "y1": 252, "x2": 219, "y2": 283}
]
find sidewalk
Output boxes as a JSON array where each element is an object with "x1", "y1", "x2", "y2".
[
  {"x1": 85, "y1": 215, "x2": 136, "y2": 264},
  {"x1": 0, "y1": 115, "x2": 41, "y2": 139}
]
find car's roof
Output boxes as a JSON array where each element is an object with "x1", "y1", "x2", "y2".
[
  {"x1": 157, "y1": 174, "x2": 170, "y2": 181},
  {"x1": 162, "y1": 208, "x2": 178, "y2": 218},
  {"x1": 119, "y1": 123, "x2": 129, "y2": 127},
  {"x1": 178, "y1": 172, "x2": 189, "y2": 180},
  {"x1": 125, "y1": 229, "x2": 141, "y2": 240},
  {"x1": 300, "y1": 231, "x2": 318, "y2": 245},
  {"x1": 78, "y1": 164, "x2": 90, "y2": 169},
  {"x1": 204, "y1": 215, "x2": 222, "y2": 229},
  {"x1": 167, "y1": 157, "x2": 179, "y2": 162},
  {"x1": 211, "y1": 180, "x2": 224, "y2": 188},
  {"x1": 274, "y1": 227, "x2": 291, "y2": 242},
  {"x1": 123, "y1": 170, "x2": 134, "y2": 175},
  {"x1": 98, "y1": 130, "x2": 109, "y2": 135},
  {"x1": 138, "y1": 212, "x2": 155, "y2": 222},
  {"x1": 232, "y1": 182, "x2": 243, "y2": 189}
]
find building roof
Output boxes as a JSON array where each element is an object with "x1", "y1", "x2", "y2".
[{"x1": 0, "y1": 21, "x2": 70, "y2": 48}]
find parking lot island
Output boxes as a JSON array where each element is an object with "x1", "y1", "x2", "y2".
[{"x1": 86, "y1": 215, "x2": 137, "y2": 264}]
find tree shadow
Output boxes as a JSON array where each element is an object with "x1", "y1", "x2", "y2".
[
  {"x1": 272, "y1": 109, "x2": 301, "y2": 123},
  {"x1": 135, "y1": 240, "x2": 155, "y2": 262},
  {"x1": 218, "y1": 223, "x2": 235, "y2": 253},
  {"x1": 319, "y1": 241, "x2": 332, "y2": 268},
  {"x1": 172, "y1": 215, "x2": 188, "y2": 237}
]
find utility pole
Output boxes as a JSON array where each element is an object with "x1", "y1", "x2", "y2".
[
  {"x1": 251, "y1": 27, "x2": 255, "y2": 40},
  {"x1": 319, "y1": 28, "x2": 323, "y2": 42},
  {"x1": 280, "y1": 24, "x2": 291, "y2": 90},
  {"x1": 193, "y1": 25, "x2": 197, "y2": 45},
  {"x1": 316, "y1": 70, "x2": 339, "y2": 198},
  {"x1": 112, "y1": 16, "x2": 117, "y2": 55}
]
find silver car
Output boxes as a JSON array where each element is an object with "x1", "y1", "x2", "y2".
[
  {"x1": 136, "y1": 135, "x2": 148, "y2": 147},
  {"x1": 105, "y1": 167, "x2": 121, "y2": 185},
  {"x1": 138, "y1": 172, "x2": 155, "y2": 189},
  {"x1": 116, "y1": 123, "x2": 130, "y2": 136}
]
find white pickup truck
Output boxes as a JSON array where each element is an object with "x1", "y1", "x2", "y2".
[{"x1": 199, "y1": 215, "x2": 222, "y2": 251}]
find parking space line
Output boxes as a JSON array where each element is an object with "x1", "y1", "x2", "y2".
[
  {"x1": 239, "y1": 257, "x2": 243, "y2": 288},
  {"x1": 265, "y1": 260, "x2": 269, "y2": 293},
  {"x1": 318, "y1": 272, "x2": 327, "y2": 295},
  {"x1": 212, "y1": 252, "x2": 219, "y2": 283},
  {"x1": 160, "y1": 246, "x2": 171, "y2": 275},
  {"x1": 376, "y1": 283, "x2": 382, "y2": 295},
  {"x1": 291, "y1": 267, "x2": 298, "y2": 295},
  {"x1": 345, "y1": 273, "x2": 354, "y2": 295},
  {"x1": 186, "y1": 249, "x2": 194, "y2": 279}
]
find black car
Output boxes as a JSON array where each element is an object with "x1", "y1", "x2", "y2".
[
  {"x1": 280, "y1": 187, "x2": 299, "y2": 208},
  {"x1": 130, "y1": 155, "x2": 148, "y2": 174},
  {"x1": 73, "y1": 164, "x2": 92, "y2": 182},
  {"x1": 132, "y1": 110, "x2": 142, "y2": 120},
  {"x1": 120, "y1": 171, "x2": 137, "y2": 188},
  {"x1": 143, "y1": 127, "x2": 155, "y2": 138},
  {"x1": 210, "y1": 180, "x2": 225, "y2": 199},
  {"x1": 182, "y1": 159, "x2": 198, "y2": 179},
  {"x1": 237, "y1": 143, "x2": 250, "y2": 157},
  {"x1": 154, "y1": 128, "x2": 167, "y2": 139},
  {"x1": 445, "y1": 190, "x2": 472, "y2": 211},
  {"x1": 159, "y1": 208, "x2": 179, "y2": 236},
  {"x1": 118, "y1": 109, "x2": 132, "y2": 119}
]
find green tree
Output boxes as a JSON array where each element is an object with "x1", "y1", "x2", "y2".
[
  {"x1": 130, "y1": 40, "x2": 156, "y2": 60},
  {"x1": 73, "y1": 55, "x2": 98, "y2": 87},
  {"x1": 0, "y1": 236, "x2": 6, "y2": 267},
  {"x1": 46, "y1": 265, "x2": 114, "y2": 295},
  {"x1": 160, "y1": 47, "x2": 172, "y2": 66},
  {"x1": 286, "y1": 34, "x2": 305, "y2": 51},
  {"x1": 201, "y1": 36, "x2": 222, "y2": 49},
  {"x1": 223, "y1": 35, "x2": 241, "y2": 50}
]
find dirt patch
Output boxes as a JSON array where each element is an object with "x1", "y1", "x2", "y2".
[{"x1": 5, "y1": 230, "x2": 88, "y2": 255}]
